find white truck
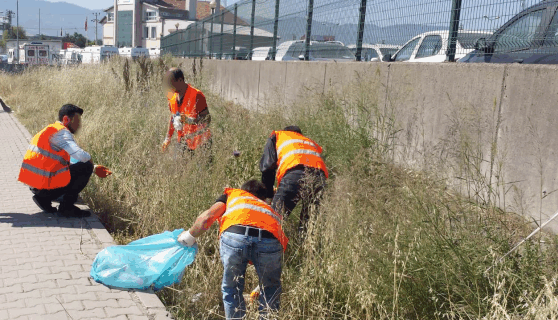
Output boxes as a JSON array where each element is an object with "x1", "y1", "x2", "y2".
[
  {"x1": 119, "y1": 47, "x2": 150, "y2": 60},
  {"x1": 81, "y1": 46, "x2": 119, "y2": 64},
  {"x1": 8, "y1": 43, "x2": 51, "y2": 65}
]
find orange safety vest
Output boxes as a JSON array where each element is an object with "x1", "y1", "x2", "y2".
[
  {"x1": 274, "y1": 130, "x2": 328, "y2": 186},
  {"x1": 168, "y1": 86, "x2": 211, "y2": 150},
  {"x1": 219, "y1": 188, "x2": 288, "y2": 251},
  {"x1": 18, "y1": 122, "x2": 71, "y2": 190}
]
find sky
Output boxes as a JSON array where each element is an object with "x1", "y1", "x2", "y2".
[
  {"x1": 46, "y1": 0, "x2": 243, "y2": 11},
  {"x1": 47, "y1": 0, "x2": 117, "y2": 10}
]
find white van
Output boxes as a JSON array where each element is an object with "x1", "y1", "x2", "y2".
[
  {"x1": 119, "y1": 47, "x2": 150, "y2": 60},
  {"x1": 81, "y1": 46, "x2": 119, "y2": 64},
  {"x1": 149, "y1": 47, "x2": 160, "y2": 59},
  {"x1": 58, "y1": 48, "x2": 82, "y2": 65}
]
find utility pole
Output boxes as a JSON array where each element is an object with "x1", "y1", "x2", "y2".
[
  {"x1": 92, "y1": 12, "x2": 100, "y2": 45},
  {"x1": 16, "y1": 0, "x2": 19, "y2": 63}
]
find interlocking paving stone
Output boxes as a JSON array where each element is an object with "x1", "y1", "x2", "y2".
[{"x1": 0, "y1": 109, "x2": 172, "y2": 319}]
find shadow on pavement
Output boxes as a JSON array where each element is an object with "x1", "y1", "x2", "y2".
[{"x1": 0, "y1": 212, "x2": 103, "y2": 229}]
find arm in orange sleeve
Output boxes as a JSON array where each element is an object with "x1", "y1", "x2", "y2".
[{"x1": 193, "y1": 92, "x2": 211, "y2": 125}]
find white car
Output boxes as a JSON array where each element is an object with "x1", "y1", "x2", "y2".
[
  {"x1": 385, "y1": 30, "x2": 491, "y2": 63},
  {"x1": 251, "y1": 46, "x2": 271, "y2": 61},
  {"x1": 275, "y1": 40, "x2": 355, "y2": 61},
  {"x1": 347, "y1": 44, "x2": 400, "y2": 62}
]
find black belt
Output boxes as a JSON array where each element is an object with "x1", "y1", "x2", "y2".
[{"x1": 224, "y1": 225, "x2": 276, "y2": 239}]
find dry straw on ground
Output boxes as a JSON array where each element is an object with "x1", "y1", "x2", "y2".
[{"x1": 2, "y1": 58, "x2": 558, "y2": 319}]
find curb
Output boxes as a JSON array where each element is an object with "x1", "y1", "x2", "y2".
[{"x1": 84, "y1": 213, "x2": 174, "y2": 320}]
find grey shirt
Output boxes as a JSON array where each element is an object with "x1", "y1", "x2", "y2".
[{"x1": 49, "y1": 121, "x2": 91, "y2": 163}]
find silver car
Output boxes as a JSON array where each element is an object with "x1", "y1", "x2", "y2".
[{"x1": 276, "y1": 40, "x2": 355, "y2": 61}]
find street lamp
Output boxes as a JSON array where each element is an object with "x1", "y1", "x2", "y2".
[{"x1": 209, "y1": 0, "x2": 217, "y2": 59}]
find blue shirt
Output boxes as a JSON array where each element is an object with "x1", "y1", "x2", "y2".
[{"x1": 49, "y1": 121, "x2": 91, "y2": 163}]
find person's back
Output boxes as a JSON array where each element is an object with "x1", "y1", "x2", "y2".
[
  {"x1": 260, "y1": 126, "x2": 328, "y2": 233},
  {"x1": 178, "y1": 180, "x2": 287, "y2": 319}
]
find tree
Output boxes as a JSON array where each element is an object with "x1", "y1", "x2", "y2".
[
  {"x1": 62, "y1": 32, "x2": 87, "y2": 48},
  {"x1": 0, "y1": 26, "x2": 27, "y2": 48},
  {"x1": 86, "y1": 39, "x2": 102, "y2": 46}
]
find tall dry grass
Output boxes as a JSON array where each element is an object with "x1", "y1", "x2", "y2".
[{"x1": 2, "y1": 58, "x2": 558, "y2": 319}]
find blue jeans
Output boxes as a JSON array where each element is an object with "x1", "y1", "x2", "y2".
[{"x1": 220, "y1": 229, "x2": 283, "y2": 320}]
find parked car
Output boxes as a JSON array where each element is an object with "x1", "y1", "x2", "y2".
[
  {"x1": 459, "y1": 0, "x2": 558, "y2": 64},
  {"x1": 223, "y1": 46, "x2": 250, "y2": 60},
  {"x1": 383, "y1": 30, "x2": 490, "y2": 63},
  {"x1": 275, "y1": 40, "x2": 355, "y2": 61},
  {"x1": 0, "y1": 55, "x2": 7, "y2": 64},
  {"x1": 347, "y1": 44, "x2": 400, "y2": 62},
  {"x1": 251, "y1": 46, "x2": 271, "y2": 60}
]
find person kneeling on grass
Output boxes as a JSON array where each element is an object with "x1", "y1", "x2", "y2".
[
  {"x1": 178, "y1": 180, "x2": 288, "y2": 320},
  {"x1": 18, "y1": 104, "x2": 112, "y2": 218}
]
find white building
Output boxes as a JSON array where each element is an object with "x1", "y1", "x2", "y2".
[{"x1": 101, "y1": 0, "x2": 203, "y2": 50}]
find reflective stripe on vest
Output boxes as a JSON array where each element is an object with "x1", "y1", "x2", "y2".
[
  {"x1": 28, "y1": 145, "x2": 70, "y2": 166},
  {"x1": 278, "y1": 149, "x2": 322, "y2": 170},
  {"x1": 219, "y1": 188, "x2": 288, "y2": 251},
  {"x1": 18, "y1": 122, "x2": 71, "y2": 190},
  {"x1": 276, "y1": 139, "x2": 316, "y2": 155},
  {"x1": 274, "y1": 131, "x2": 328, "y2": 186},
  {"x1": 223, "y1": 203, "x2": 283, "y2": 225},
  {"x1": 168, "y1": 88, "x2": 211, "y2": 150},
  {"x1": 21, "y1": 162, "x2": 69, "y2": 178}
]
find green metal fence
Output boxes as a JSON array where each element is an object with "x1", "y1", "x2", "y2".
[{"x1": 161, "y1": 0, "x2": 547, "y2": 62}]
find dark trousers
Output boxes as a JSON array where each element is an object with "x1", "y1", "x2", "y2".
[
  {"x1": 271, "y1": 167, "x2": 326, "y2": 232},
  {"x1": 32, "y1": 161, "x2": 93, "y2": 207}
]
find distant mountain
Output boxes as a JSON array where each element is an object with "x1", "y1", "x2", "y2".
[
  {"x1": 255, "y1": 16, "x2": 446, "y2": 47},
  {"x1": 1, "y1": 0, "x2": 104, "y2": 40}
]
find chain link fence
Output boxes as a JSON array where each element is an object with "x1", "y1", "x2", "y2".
[{"x1": 161, "y1": 0, "x2": 549, "y2": 62}]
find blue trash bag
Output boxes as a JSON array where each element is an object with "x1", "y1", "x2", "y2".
[{"x1": 90, "y1": 229, "x2": 197, "y2": 291}]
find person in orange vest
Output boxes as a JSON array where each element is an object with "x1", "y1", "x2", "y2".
[
  {"x1": 18, "y1": 104, "x2": 112, "y2": 218},
  {"x1": 259, "y1": 126, "x2": 328, "y2": 233},
  {"x1": 161, "y1": 68, "x2": 211, "y2": 154},
  {"x1": 178, "y1": 180, "x2": 287, "y2": 320}
]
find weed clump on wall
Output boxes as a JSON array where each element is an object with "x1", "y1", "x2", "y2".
[{"x1": 2, "y1": 58, "x2": 558, "y2": 320}]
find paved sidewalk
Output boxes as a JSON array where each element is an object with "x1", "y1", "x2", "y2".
[{"x1": 0, "y1": 109, "x2": 173, "y2": 319}]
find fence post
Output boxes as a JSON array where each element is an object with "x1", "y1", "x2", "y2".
[
  {"x1": 202, "y1": 20, "x2": 205, "y2": 57},
  {"x1": 233, "y1": 4, "x2": 238, "y2": 59},
  {"x1": 249, "y1": 0, "x2": 256, "y2": 60},
  {"x1": 446, "y1": 0, "x2": 463, "y2": 62},
  {"x1": 305, "y1": 0, "x2": 314, "y2": 61},
  {"x1": 271, "y1": 0, "x2": 280, "y2": 60},
  {"x1": 210, "y1": 15, "x2": 215, "y2": 59},
  {"x1": 355, "y1": 0, "x2": 367, "y2": 61},
  {"x1": 219, "y1": 11, "x2": 224, "y2": 59}
]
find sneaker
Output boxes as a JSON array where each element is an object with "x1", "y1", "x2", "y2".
[
  {"x1": 32, "y1": 195, "x2": 57, "y2": 213},
  {"x1": 58, "y1": 204, "x2": 91, "y2": 218}
]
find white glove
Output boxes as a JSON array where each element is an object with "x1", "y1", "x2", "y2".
[
  {"x1": 172, "y1": 114, "x2": 184, "y2": 131},
  {"x1": 178, "y1": 230, "x2": 196, "y2": 247}
]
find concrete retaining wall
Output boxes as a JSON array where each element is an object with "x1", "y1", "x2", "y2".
[{"x1": 200, "y1": 59, "x2": 558, "y2": 232}]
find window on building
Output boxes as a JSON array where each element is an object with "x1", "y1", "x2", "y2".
[
  {"x1": 107, "y1": 12, "x2": 114, "y2": 22},
  {"x1": 144, "y1": 26, "x2": 149, "y2": 39},
  {"x1": 146, "y1": 11, "x2": 157, "y2": 21},
  {"x1": 151, "y1": 26, "x2": 157, "y2": 39}
]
